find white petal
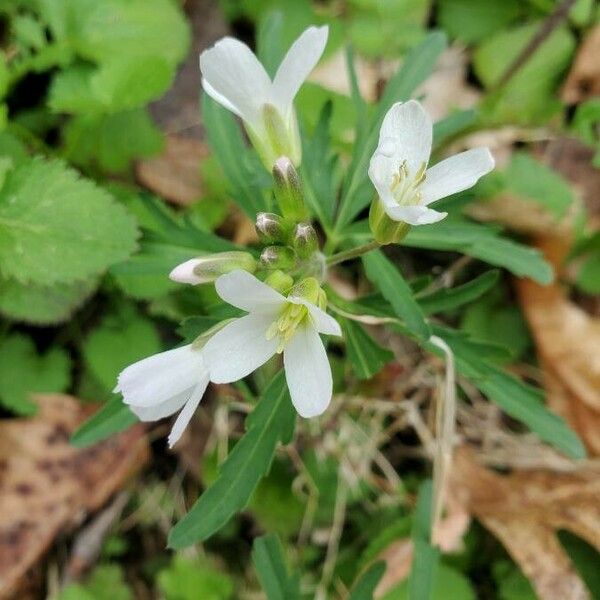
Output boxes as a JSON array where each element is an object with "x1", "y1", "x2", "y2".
[
  {"x1": 272, "y1": 26, "x2": 328, "y2": 115},
  {"x1": 199, "y1": 37, "x2": 272, "y2": 128},
  {"x1": 169, "y1": 258, "x2": 204, "y2": 285},
  {"x1": 202, "y1": 79, "x2": 242, "y2": 116},
  {"x1": 203, "y1": 313, "x2": 278, "y2": 383},
  {"x1": 383, "y1": 204, "x2": 447, "y2": 226},
  {"x1": 215, "y1": 270, "x2": 285, "y2": 313},
  {"x1": 284, "y1": 324, "x2": 332, "y2": 418},
  {"x1": 290, "y1": 298, "x2": 342, "y2": 336},
  {"x1": 168, "y1": 375, "x2": 209, "y2": 448},
  {"x1": 378, "y1": 100, "x2": 432, "y2": 175},
  {"x1": 368, "y1": 151, "x2": 397, "y2": 204},
  {"x1": 421, "y1": 148, "x2": 495, "y2": 205},
  {"x1": 116, "y1": 345, "x2": 206, "y2": 408},
  {"x1": 129, "y1": 387, "x2": 192, "y2": 421}
]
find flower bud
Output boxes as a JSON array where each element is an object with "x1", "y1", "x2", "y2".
[
  {"x1": 259, "y1": 245, "x2": 296, "y2": 270},
  {"x1": 169, "y1": 251, "x2": 256, "y2": 285},
  {"x1": 272, "y1": 156, "x2": 308, "y2": 221},
  {"x1": 292, "y1": 222, "x2": 318, "y2": 259},
  {"x1": 255, "y1": 212, "x2": 291, "y2": 244},
  {"x1": 264, "y1": 270, "x2": 294, "y2": 294},
  {"x1": 290, "y1": 277, "x2": 322, "y2": 305},
  {"x1": 245, "y1": 104, "x2": 301, "y2": 171},
  {"x1": 369, "y1": 198, "x2": 411, "y2": 245}
]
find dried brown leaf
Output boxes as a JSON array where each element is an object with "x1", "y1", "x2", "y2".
[
  {"x1": 562, "y1": 25, "x2": 600, "y2": 104},
  {"x1": 0, "y1": 395, "x2": 148, "y2": 599}
]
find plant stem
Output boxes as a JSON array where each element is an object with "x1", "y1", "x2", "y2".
[{"x1": 325, "y1": 240, "x2": 380, "y2": 266}]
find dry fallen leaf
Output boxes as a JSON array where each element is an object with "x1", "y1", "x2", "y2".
[
  {"x1": 450, "y1": 448, "x2": 600, "y2": 600},
  {"x1": 0, "y1": 395, "x2": 148, "y2": 599},
  {"x1": 136, "y1": 135, "x2": 209, "y2": 206},
  {"x1": 562, "y1": 25, "x2": 600, "y2": 105}
]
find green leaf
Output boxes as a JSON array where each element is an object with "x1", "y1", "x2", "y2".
[
  {"x1": 252, "y1": 534, "x2": 301, "y2": 600},
  {"x1": 341, "y1": 317, "x2": 393, "y2": 379},
  {"x1": 57, "y1": 564, "x2": 132, "y2": 600},
  {"x1": 158, "y1": 555, "x2": 234, "y2": 600},
  {"x1": 417, "y1": 270, "x2": 500, "y2": 316},
  {"x1": 402, "y1": 219, "x2": 553, "y2": 284},
  {"x1": 0, "y1": 157, "x2": 139, "y2": 285},
  {"x1": 558, "y1": 531, "x2": 600, "y2": 597},
  {"x1": 438, "y1": 0, "x2": 522, "y2": 43},
  {"x1": 256, "y1": 10, "x2": 286, "y2": 78},
  {"x1": 432, "y1": 109, "x2": 477, "y2": 148},
  {"x1": 168, "y1": 372, "x2": 295, "y2": 548},
  {"x1": 363, "y1": 250, "x2": 431, "y2": 340},
  {"x1": 348, "y1": 561, "x2": 386, "y2": 600},
  {"x1": 70, "y1": 396, "x2": 137, "y2": 448},
  {"x1": 82, "y1": 304, "x2": 161, "y2": 390},
  {"x1": 0, "y1": 277, "x2": 96, "y2": 325},
  {"x1": 434, "y1": 325, "x2": 586, "y2": 459},
  {"x1": 408, "y1": 480, "x2": 439, "y2": 600},
  {"x1": 202, "y1": 93, "x2": 270, "y2": 217},
  {"x1": 336, "y1": 32, "x2": 447, "y2": 229},
  {"x1": 0, "y1": 333, "x2": 70, "y2": 415},
  {"x1": 64, "y1": 109, "x2": 163, "y2": 173}
]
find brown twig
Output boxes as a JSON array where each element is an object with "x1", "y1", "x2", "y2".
[{"x1": 493, "y1": 0, "x2": 577, "y2": 91}]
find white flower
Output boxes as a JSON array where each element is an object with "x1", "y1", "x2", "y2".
[
  {"x1": 115, "y1": 345, "x2": 209, "y2": 448},
  {"x1": 199, "y1": 26, "x2": 328, "y2": 169},
  {"x1": 202, "y1": 270, "x2": 341, "y2": 418},
  {"x1": 369, "y1": 100, "x2": 495, "y2": 226}
]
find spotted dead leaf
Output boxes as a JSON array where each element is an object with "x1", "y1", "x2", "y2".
[
  {"x1": 450, "y1": 448, "x2": 600, "y2": 600},
  {"x1": 562, "y1": 25, "x2": 600, "y2": 105},
  {"x1": 0, "y1": 395, "x2": 148, "y2": 599},
  {"x1": 136, "y1": 135, "x2": 209, "y2": 206}
]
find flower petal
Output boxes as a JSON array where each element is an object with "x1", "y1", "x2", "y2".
[
  {"x1": 200, "y1": 37, "x2": 272, "y2": 128},
  {"x1": 272, "y1": 26, "x2": 328, "y2": 115},
  {"x1": 378, "y1": 100, "x2": 432, "y2": 175},
  {"x1": 203, "y1": 313, "x2": 278, "y2": 383},
  {"x1": 368, "y1": 151, "x2": 397, "y2": 204},
  {"x1": 290, "y1": 298, "x2": 342, "y2": 336},
  {"x1": 168, "y1": 375, "x2": 209, "y2": 448},
  {"x1": 421, "y1": 148, "x2": 495, "y2": 205},
  {"x1": 129, "y1": 387, "x2": 192, "y2": 421},
  {"x1": 284, "y1": 324, "x2": 332, "y2": 418},
  {"x1": 383, "y1": 204, "x2": 447, "y2": 226},
  {"x1": 215, "y1": 270, "x2": 285, "y2": 313},
  {"x1": 116, "y1": 344, "x2": 205, "y2": 408}
]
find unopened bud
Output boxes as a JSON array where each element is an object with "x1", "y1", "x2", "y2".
[
  {"x1": 272, "y1": 156, "x2": 308, "y2": 221},
  {"x1": 169, "y1": 251, "x2": 256, "y2": 285},
  {"x1": 292, "y1": 222, "x2": 318, "y2": 259},
  {"x1": 290, "y1": 277, "x2": 322, "y2": 305},
  {"x1": 259, "y1": 245, "x2": 296, "y2": 270},
  {"x1": 255, "y1": 212, "x2": 291, "y2": 244},
  {"x1": 264, "y1": 270, "x2": 294, "y2": 294}
]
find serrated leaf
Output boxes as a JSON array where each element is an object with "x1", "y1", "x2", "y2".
[
  {"x1": 252, "y1": 534, "x2": 301, "y2": 600},
  {"x1": 168, "y1": 372, "x2": 295, "y2": 548},
  {"x1": 348, "y1": 561, "x2": 386, "y2": 600},
  {"x1": 341, "y1": 317, "x2": 393, "y2": 380},
  {"x1": 0, "y1": 276, "x2": 97, "y2": 325},
  {"x1": 0, "y1": 157, "x2": 138, "y2": 285},
  {"x1": 82, "y1": 305, "x2": 161, "y2": 390},
  {"x1": 0, "y1": 333, "x2": 70, "y2": 415},
  {"x1": 417, "y1": 270, "x2": 500, "y2": 315},
  {"x1": 48, "y1": 66, "x2": 105, "y2": 114},
  {"x1": 363, "y1": 250, "x2": 431, "y2": 341},
  {"x1": 70, "y1": 396, "x2": 137, "y2": 448},
  {"x1": 336, "y1": 32, "x2": 447, "y2": 229}
]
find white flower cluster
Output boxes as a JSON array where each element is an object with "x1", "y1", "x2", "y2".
[{"x1": 115, "y1": 26, "x2": 494, "y2": 447}]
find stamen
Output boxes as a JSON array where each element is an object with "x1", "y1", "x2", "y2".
[{"x1": 266, "y1": 302, "x2": 309, "y2": 352}]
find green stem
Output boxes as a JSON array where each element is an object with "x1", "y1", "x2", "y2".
[{"x1": 326, "y1": 240, "x2": 380, "y2": 266}]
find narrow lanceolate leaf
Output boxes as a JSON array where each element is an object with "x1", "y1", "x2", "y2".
[
  {"x1": 432, "y1": 325, "x2": 585, "y2": 459},
  {"x1": 168, "y1": 372, "x2": 295, "y2": 548},
  {"x1": 363, "y1": 250, "x2": 431, "y2": 341},
  {"x1": 341, "y1": 318, "x2": 393, "y2": 380},
  {"x1": 71, "y1": 396, "x2": 138, "y2": 448},
  {"x1": 417, "y1": 270, "x2": 500, "y2": 316},
  {"x1": 202, "y1": 93, "x2": 269, "y2": 218},
  {"x1": 0, "y1": 157, "x2": 138, "y2": 285},
  {"x1": 252, "y1": 534, "x2": 301, "y2": 600},
  {"x1": 348, "y1": 561, "x2": 386, "y2": 600},
  {"x1": 336, "y1": 32, "x2": 447, "y2": 229},
  {"x1": 408, "y1": 480, "x2": 439, "y2": 600}
]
